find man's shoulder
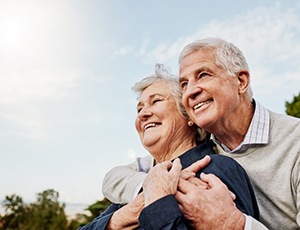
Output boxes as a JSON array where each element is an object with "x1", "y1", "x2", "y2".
[{"x1": 269, "y1": 110, "x2": 300, "y2": 128}]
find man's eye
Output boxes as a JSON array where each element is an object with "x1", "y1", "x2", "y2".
[{"x1": 198, "y1": 72, "x2": 209, "y2": 78}]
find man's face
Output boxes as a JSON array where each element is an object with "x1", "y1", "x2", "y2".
[{"x1": 179, "y1": 49, "x2": 241, "y2": 132}]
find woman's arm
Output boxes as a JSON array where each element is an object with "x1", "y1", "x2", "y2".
[{"x1": 80, "y1": 194, "x2": 145, "y2": 230}]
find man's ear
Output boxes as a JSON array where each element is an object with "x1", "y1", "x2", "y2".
[{"x1": 237, "y1": 70, "x2": 250, "y2": 94}]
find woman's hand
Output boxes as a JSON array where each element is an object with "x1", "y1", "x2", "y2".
[
  {"x1": 142, "y1": 158, "x2": 182, "y2": 206},
  {"x1": 107, "y1": 193, "x2": 145, "y2": 230}
]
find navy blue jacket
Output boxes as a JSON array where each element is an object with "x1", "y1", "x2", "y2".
[{"x1": 80, "y1": 142, "x2": 259, "y2": 229}]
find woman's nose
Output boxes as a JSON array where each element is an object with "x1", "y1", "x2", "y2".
[{"x1": 137, "y1": 107, "x2": 152, "y2": 120}]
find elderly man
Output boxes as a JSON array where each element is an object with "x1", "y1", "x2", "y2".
[{"x1": 103, "y1": 38, "x2": 300, "y2": 229}]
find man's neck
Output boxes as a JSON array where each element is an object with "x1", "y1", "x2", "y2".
[{"x1": 213, "y1": 100, "x2": 255, "y2": 151}]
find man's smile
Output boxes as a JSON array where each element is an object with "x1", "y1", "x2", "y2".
[{"x1": 193, "y1": 99, "x2": 213, "y2": 111}]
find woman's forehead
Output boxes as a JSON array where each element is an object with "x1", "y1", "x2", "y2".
[
  {"x1": 142, "y1": 82, "x2": 171, "y2": 96},
  {"x1": 137, "y1": 82, "x2": 173, "y2": 105}
]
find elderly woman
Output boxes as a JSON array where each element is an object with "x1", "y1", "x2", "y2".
[{"x1": 80, "y1": 64, "x2": 258, "y2": 230}]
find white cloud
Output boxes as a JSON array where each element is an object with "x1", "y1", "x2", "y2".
[
  {"x1": 141, "y1": 3, "x2": 300, "y2": 67},
  {"x1": 134, "y1": 38, "x2": 150, "y2": 58},
  {"x1": 114, "y1": 45, "x2": 133, "y2": 56},
  {"x1": 0, "y1": 68, "x2": 81, "y2": 104},
  {"x1": 0, "y1": 67, "x2": 81, "y2": 139},
  {"x1": 139, "y1": 3, "x2": 300, "y2": 113}
]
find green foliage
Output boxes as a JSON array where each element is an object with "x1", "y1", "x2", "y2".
[
  {"x1": 26, "y1": 189, "x2": 68, "y2": 230},
  {"x1": 1, "y1": 194, "x2": 28, "y2": 229},
  {"x1": 0, "y1": 189, "x2": 68, "y2": 230},
  {"x1": 286, "y1": 92, "x2": 300, "y2": 118},
  {"x1": 84, "y1": 198, "x2": 112, "y2": 222},
  {"x1": 0, "y1": 189, "x2": 112, "y2": 229}
]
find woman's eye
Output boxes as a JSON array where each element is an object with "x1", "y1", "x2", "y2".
[
  {"x1": 180, "y1": 81, "x2": 188, "y2": 90},
  {"x1": 137, "y1": 107, "x2": 143, "y2": 113},
  {"x1": 153, "y1": 99, "x2": 162, "y2": 104}
]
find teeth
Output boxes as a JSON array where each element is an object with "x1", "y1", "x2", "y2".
[
  {"x1": 194, "y1": 100, "x2": 211, "y2": 110},
  {"x1": 144, "y1": 123, "x2": 157, "y2": 130}
]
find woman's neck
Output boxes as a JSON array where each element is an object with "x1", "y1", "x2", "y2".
[{"x1": 152, "y1": 139, "x2": 196, "y2": 163}]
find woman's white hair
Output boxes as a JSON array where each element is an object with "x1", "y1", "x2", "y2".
[{"x1": 132, "y1": 64, "x2": 207, "y2": 142}]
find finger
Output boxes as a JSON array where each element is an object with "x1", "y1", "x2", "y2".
[
  {"x1": 200, "y1": 173, "x2": 236, "y2": 195},
  {"x1": 184, "y1": 155, "x2": 211, "y2": 173},
  {"x1": 157, "y1": 161, "x2": 173, "y2": 170},
  {"x1": 178, "y1": 178, "x2": 198, "y2": 194},
  {"x1": 200, "y1": 173, "x2": 237, "y2": 200},
  {"x1": 170, "y1": 158, "x2": 182, "y2": 176},
  {"x1": 200, "y1": 172, "x2": 223, "y2": 188},
  {"x1": 229, "y1": 191, "x2": 236, "y2": 200},
  {"x1": 187, "y1": 177, "x2": 209, "y2": 189},
  {"x1": 180, "y1": 171, "x2": 196, "y2": 180},
  {"x1": 175, "y1": 190, "x2": 186, "y2": 204}
]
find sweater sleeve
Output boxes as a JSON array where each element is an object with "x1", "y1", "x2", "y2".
[
  {"x1": 102, "y1": 155, "x2": 152, "y2": 204},
  {"x1": 294, "y1": 152, "x2": 300, "y2": 227}
]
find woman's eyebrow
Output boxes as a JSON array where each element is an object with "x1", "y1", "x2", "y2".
[{"x1": 137, "y1": 93, "x2": 166, "y2": 107}]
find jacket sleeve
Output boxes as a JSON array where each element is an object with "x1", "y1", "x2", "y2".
[
  {"x1": 102, "y1": 155, "x2": 153, "y2": 204},
  {"x1": 139, "y1": 195, "x2": 188, "y2": 230},
  {"x1": 78, "y1": 203, "x2": 122, "y2": 230}
]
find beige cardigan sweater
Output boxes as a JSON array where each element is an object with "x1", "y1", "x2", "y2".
[
  {"x1": 217, "y1": 111, "x2": 300, "y2": 229},
  {"x1": 102, "y1": 111, "x2": 300, "y2": 229}
]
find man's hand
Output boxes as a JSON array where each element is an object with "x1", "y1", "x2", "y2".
[
  {"x1": 180, "y1": 155, "x2": 211, "y2": 189},
  {"x1": 107, "y1": 193, "x2": 145, "y2": 230},
  {"x1": 176, "y1": 173, "x2": 245, "y2": 230},
  {"x1": 143, "y1": 158, "x2": 182, "y2": 206}
]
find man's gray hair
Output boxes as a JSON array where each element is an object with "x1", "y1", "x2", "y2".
[{"x1": 179, "y1": 37, "x2": 253, "y2": 98}]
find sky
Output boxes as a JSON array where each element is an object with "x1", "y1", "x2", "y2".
[{"x1": 1, "y1": 0, "x2": 300, "y2": 209}]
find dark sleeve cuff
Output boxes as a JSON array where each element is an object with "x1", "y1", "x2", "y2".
[
  {"x1": 79, "y1": 203, "x2": 122, "y2": 230},
  {"x1": 139, "y1": 195, "x2": 184, "y2": 230}
]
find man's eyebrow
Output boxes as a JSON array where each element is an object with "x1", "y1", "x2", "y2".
[{"x1": 179, "y1": 67, "x2": 210, "y2": 82}]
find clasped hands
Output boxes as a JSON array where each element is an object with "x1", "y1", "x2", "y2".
[
  {"x1": 108, "y1": 156, "x2": 245, "y2": 230},
  {"x1": 142, "y1": 156, "x2": 244, "y2": 230},
  {"x1": 143, "y1": 156, "x2": 235, "y2": 205}
]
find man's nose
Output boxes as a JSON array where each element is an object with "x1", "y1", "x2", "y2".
[{"x1": 184, "y1": 81, "x2": 202, "y2": 100}]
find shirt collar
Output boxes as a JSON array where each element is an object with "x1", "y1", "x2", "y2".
[{"x1": 211, "y1": 99, "x2": 270, "y2": 153}]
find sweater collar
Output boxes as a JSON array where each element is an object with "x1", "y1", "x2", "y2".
[{"x1": 212, "y1": 99, "x2": 270, "y2": 153}]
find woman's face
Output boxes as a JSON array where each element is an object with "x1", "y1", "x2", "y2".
[{"x1": 135, "y1": 82, "x2": 189, "y2": 153}]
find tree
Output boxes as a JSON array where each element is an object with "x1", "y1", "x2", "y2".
[
  {"x1": 74, "y1": 197, "x2": 112, "y2": 228},
  {"x1": 0, "y1": 189, "x2": 69, "y2": 230},
  {"x1": 85, "y1": 197, "x2": 111, "y2": 221},
  {"x1": 0, "y1": 194, "x2": 28, "y2": 229},
  {"x1": 286, "y1": 92, "x2": 300, "y2": 118},
  {"x1": 0, "y1": 189, "x2": 112, "y2": 230},
  {"x1": 26, "y1": 189, "x2": 68, "y2": 230}
]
